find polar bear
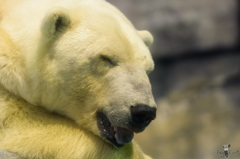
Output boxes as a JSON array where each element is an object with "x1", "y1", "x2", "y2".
[{"x1": 0, "y1": 0, "x2": 156, "y2": 158}]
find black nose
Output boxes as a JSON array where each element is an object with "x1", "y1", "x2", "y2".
[{"x1": 130, "y1": 104, "x2": 156, "y2": 132}]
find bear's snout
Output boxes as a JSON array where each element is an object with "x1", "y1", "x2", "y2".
[
  {"x1": 130, "y1": 104, "x2": 156, "y2": 133},
  {"x1": 97, "y1": 104, "x2": 156, "y2": 148}
]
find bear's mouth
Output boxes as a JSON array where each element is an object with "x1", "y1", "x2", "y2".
[{"x1": 96, "y1": 111, "x2": 134, "y2": 148}]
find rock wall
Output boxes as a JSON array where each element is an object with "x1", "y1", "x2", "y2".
[
  {"x1": 108, "y1": 0, "x2": 238, "y2": 57},
  {"x1": 136, "y1": 53, "x2": 240, "y2": 159}
]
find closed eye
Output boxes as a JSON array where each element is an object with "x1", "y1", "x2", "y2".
[{"x1": 100, "y1": 55, "x2": 115, "y2": 65}]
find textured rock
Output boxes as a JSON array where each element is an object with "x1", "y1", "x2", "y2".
[
  {"x1": 137, "y1": 52, "x2": 240, "y2": 159},
  {"x1": 149, "y1": 52, "x2": 240, "y2": 100},
  {"x1": 0, "y1": 150, "x2": 21, "y2": 159},
  {"x1": 135, "y1": 85, "x2": 240, "y2": 159},
  {"x1": 108, "y1": 0, "x2": 238, "y2": 57}
]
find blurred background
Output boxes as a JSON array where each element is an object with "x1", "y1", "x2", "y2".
[{"x1": 108, "y1": 0, "x2": 240, "y2": 159}]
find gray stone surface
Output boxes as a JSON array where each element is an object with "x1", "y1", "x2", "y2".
[
  {"x1": 149, "y1": 52, "x2": 240, "y2": 101},
  {"x1": 0, "y1": 150, "x2": 20, "y2": 159},
  {"x1": 108, "y1": 0, "x2": 238, "y2": 57},
  {"x1": 134, "y1": 51, "x2": 240, "y2": 159},
  {"x1": 135, "y1": 81, "x2": 240, "y2": 159}
]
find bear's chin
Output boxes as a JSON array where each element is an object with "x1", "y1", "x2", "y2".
[{"x1": 96, "y1": 111, "x2": 135, "y2": 148}]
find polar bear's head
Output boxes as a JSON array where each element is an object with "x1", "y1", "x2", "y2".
[{"x1": 22, "y1": 1, "x2": 156, "y2": 147}]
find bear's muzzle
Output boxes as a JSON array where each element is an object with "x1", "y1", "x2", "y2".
[{"x1": 96, "y1": 104, "x2": 156, "y2": 147}]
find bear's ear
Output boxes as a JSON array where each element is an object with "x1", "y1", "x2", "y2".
[
  {"x1": 41, "y1": 7, "x2": 71, "y2": 38},
  {"x1": 138, "y1": 30, "x2": 154, "y2": 47}
]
